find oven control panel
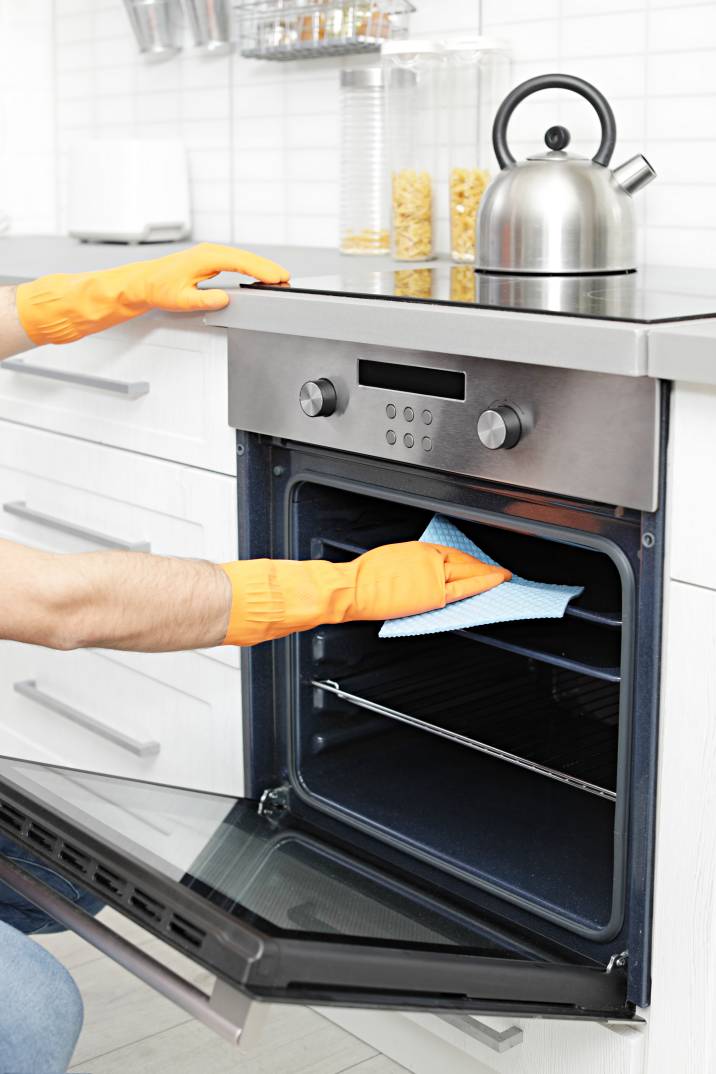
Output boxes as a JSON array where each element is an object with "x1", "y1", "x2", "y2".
[{"x1": 228, "y1": 330, "x2": 660, "y2": 511}]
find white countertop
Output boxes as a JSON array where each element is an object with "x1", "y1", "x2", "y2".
[{"x1": 1, "y1": 235, "x2": 714, "y2": 384}]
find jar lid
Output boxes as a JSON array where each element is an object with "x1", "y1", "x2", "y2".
[
  {"x1": 439, "y1": 34, "x2": 507, "y2": 53},
  {"x1": 382, "y1": 38, "x2": 444, "y2": 55},
  {"x1": 341, "y1": 68, "x2": 384, "y2": 89}
]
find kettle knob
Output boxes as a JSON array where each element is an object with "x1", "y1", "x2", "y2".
[{"x1": 545, "y1": 125, "x2": 570, "y2": 151}]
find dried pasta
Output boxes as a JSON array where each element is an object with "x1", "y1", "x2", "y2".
[
  {"x1": 341, "y1": 229, "x2": 390, "y2": 255},
  {"x1": 393, "y1": 269, "x2": 432, "y2": 300},
  {"x1": 450, "y1": 167, "x2": 490, "y2": 263},
  {"x1": 392, "y1": 169, "x2": 433, "y2": 261}
]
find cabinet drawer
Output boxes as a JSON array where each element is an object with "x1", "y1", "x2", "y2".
[
  {"x1": 0, "y1": 314, "x2": 236, "y2": 474},
  {"x1": 668, "y1": 383, "x2": 716, "y2": 590},
  {"x1": 0, "y1": 643, "x2": 243, "y2": 794},
  {"x1": 321, "y1": 1009, "x2": 646, "y2": 1074},
  {"x1": 0, "y1": 420, "x2": 238, "y2": 667}
]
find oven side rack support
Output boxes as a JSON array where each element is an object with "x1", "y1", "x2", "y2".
[
  {"x1": 312, "y1": 679, "x2": 617, "y2": 802},
  {"x1": 0, "y1": 854, "x2": 269, "y2": 1048}
]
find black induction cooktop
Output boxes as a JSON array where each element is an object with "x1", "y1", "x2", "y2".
[{"x1": 245, "y1": 265, "x2": 716, "y2": 324}]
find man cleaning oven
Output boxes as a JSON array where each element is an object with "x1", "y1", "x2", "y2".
[{"x1": 0, "y1": 243, "x2": 509, "y2": 1073}]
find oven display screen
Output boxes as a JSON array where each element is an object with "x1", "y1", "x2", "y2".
[{"x1": 358, "y1": 359, "x2": 466, "y2": 401}]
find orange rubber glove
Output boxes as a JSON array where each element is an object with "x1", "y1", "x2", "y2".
[
  {"x1": 221, "y1": 542, "x2": 511, "y2": 647},
  {"x1": 15, "y1": 243, "x2": 290, "y2": 346}
]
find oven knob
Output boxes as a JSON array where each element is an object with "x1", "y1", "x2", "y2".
[
  {"x1": 477, "y1": 405, "x2": 522, "y2": 450},
  {"x1": 299, "y1": 379, "x2": 337, "y2": 418}
]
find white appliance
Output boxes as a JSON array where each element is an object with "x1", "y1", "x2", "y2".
[{"x1": 68, "y1": 139, "x2": 191, "y2": 244}]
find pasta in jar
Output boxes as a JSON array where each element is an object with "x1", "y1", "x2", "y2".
[
  {"x1": 450, "y1": 167, "x2": 490, "y2": 263},
  {"x1": 391, "y1": 169, "x2": 433, "y2": 261}
]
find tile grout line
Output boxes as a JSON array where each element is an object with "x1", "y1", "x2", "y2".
[{"x1": 69, "y1": 1016, "x2": 196, "y2": 1070}]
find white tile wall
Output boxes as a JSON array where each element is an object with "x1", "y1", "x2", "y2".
[
  {"x1": 0, "y1": 0, "x2": 56, "y2": 235},
  {"x1": 0, "y1": 0, "x2": 714, "y2": 267}
]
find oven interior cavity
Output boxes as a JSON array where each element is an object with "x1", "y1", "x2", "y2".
[{"x1": 290, "y1": 484, "x2": 628, "y2": 937}]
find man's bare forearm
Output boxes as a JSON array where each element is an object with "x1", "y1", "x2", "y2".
[
  {"x1": 0, "y1": 286, "x2": 34, "y2": 360},
  {"x1": 0, "y1": 539, "x2": 232, "y2": 651}
]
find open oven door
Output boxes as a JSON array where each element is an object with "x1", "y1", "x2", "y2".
[{"x1": 0, "y1": 757, "x2": 633, "y2": 1040}]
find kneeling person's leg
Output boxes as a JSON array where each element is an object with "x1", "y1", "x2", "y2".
[
  {"x1": 0, "y1": 834, "x2": 104, "y2": 934},
  {"x1": 0, "y1": 920, "x2": 83, "y2": 1073}
]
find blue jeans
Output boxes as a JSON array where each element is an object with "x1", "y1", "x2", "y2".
[
  {"x1": 0, "y1": 920, "x2": 84, "y2": 1073},
  {"x1": 0, "y1": 835, "x2": 104, "y2": 1072},
  {"x1": 0, "y1": 833, "x2": 104, "y2": 935}
]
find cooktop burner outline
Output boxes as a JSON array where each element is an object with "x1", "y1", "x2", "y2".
[{"x1": 244, "y1": 266, "x2": 716, "y2": 325}]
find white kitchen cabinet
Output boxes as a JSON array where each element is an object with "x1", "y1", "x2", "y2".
[
  {"x1": 0, "y1": 314, "x2": 236, "y2": 475},
  {"x1": 0, "y1": 418, "x2": 239, "y2": 668},
  {"x1": 667, "y1": 382, "x2": 716, "y2": 590},
  {"x1": 321, "y1": 1009, "x2": 646, "y2": 1074},
  {"x1": 0, "y1": 642, "x2": 244, "y2": 794},
  {"x1": 645, "y1": 579, "x2": 716, "y2": 1074}
]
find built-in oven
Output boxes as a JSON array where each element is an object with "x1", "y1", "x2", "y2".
[{"x1": 0, "y1": 328, "x2": 664, "y2": 1038}]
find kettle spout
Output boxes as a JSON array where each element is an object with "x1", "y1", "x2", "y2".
[{"x1": 612, "y1": 154, "x2": 656, "y2": 196}]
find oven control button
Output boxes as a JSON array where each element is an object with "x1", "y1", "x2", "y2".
[
  {"x1": 422, "y1": 436, "x2": 433, "y2": 451},
  {"x1": 386, "y1": 430, "x2": 397, "y2": 445},
  {"x1": 403, "y1": 433, "x2": 415, "y2": 448},
  {"x1": 477, "y1": 405, "x2": 522, "y2": 450},
  {"x1": 386, "y1": 403, "x2": 397, "y2": 419},
  {"x1": 422, "y1": 409, "x2": 433, "y2": 425},
  {"x1": 404, "y1": 407, "x2": 415, "y2": 422},
  {"x1": 299, "y1": 379, "x2": 337, "y2": 417}
]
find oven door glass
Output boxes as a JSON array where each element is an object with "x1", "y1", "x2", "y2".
[{"x1": 0, "y1": 758, "x2": 630, "y2": 1018}]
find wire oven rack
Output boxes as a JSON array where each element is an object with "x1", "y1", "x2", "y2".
[
  {"x1": 235, "y1": 0, "x2": 414, "y2": 60},
  {"x1": 312, "y1": 661, "x2": 619, "y2": 802}
]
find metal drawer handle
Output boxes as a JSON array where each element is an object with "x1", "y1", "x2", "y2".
[
  {"x1": 14, "y1": 679, "x2": 161, "y2": 758},
  {"x1": 437, "y1": 1014, "x2": 524, "y2": 1053},
  {"x1": 3, "y1": 501, "x2": 151, "y2": 552},
  {"x1": 1, "y1": 358, "x2": 150, "y2": 399}
]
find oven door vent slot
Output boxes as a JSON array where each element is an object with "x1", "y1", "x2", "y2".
[{"x1": 312, "y1": 676, "x2": 618, "y2": 803}]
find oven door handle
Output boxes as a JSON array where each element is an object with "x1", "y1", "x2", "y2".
[
  {"x1": 437, "y1": 1013, "x2": 524, "y2": 1052},
  {"x1": 0, "y1": 854, "x2": 269, "y2": 1047}
]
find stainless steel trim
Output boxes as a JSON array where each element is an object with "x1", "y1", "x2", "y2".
[
  {"x1": 13, "y1": 680, "x2": 161, "y2": 758},
  {"x1": 0, "y1": 854, "x2": 264, "y2": 1047},
  {"x1": 312, "y1": 679, "x2": 617, "y2": 802},
  {"x1": 1, "y1": 358, "x2": 150, "y2": 399},
  {"x1": 3, "y1": 501, "x2": 151, "y2": 552},
  {"x1": 227, "y1": 331, "x2": 660, "y2": 511},
  {"x1": 437, "y1": 1013, "x2": 524, "y2": 1053}
]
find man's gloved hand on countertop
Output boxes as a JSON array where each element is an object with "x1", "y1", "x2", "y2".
[
  {"x1": 15, "y1": 243, "x2": 291, "y2": 346},
  {"x1": 220, "y1": 542, "x2": 512, "y2": 647}
]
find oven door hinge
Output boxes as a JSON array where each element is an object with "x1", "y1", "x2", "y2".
[
  {"x1": 258, "y1": 784, "x2": 290, "y2": 822},
  {"x1": 606, "y1": 950, "x2": 628, "y2": 973}
]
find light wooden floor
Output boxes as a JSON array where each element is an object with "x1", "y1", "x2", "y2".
[{"x1": 36, "y1": 908, "x2": 409, "y2": 1074}]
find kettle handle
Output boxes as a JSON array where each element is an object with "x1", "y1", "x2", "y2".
[{"x1": 492, "y1": 73, "x2": 617, "y2": 169}]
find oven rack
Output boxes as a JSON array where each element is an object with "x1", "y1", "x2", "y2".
[{"x1": 311, "y1": 667, "x2": 619, "y2": 802}]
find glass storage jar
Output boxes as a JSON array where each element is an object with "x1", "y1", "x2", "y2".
[
  {"x1": 444, "y1": 37, "x2": 509, "y2": 263},
  {"x1": 340, "y1": 67, "x2": 389, "y2": 255},
  {"x1": 383, "y1": 39, "x2": 443, "y2": 262}
]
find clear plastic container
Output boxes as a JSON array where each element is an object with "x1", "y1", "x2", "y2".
[
  {"x1": 340, "y1": 67, "x2": 390, "y2": 256},
  {"x1": 444, "y1": 37, "x2": 510, "y2": 263},
  {"x1": 383, "y1": 39, "x2": 443, "y2": 262}
]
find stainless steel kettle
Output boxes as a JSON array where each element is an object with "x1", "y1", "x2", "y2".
[{"x1": 476, "y1": 74, "x2": 656, "y2": 275}]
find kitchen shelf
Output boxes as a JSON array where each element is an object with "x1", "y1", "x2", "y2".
[
  {"x1": 235, "y1": 0, "x2": 414, "y2": 61},
  {"x1": 311, "y1": 654, "x2": 619, "y2": 800}
]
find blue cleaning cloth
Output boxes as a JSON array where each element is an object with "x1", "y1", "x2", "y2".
[{"x1": 380, "y1": 515, "x2": 584, "y2": 639}]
